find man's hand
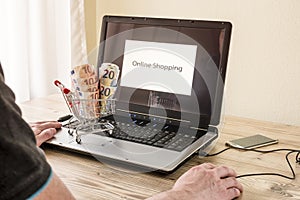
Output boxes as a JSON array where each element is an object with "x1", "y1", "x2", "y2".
[
  {"x1": 172, "y1": 163, "x2": 243, "y2": 199},
  {"x1": 29, "y1": 121, "x2": 62, "y2": 146},
  {"x1": 148, "y1": 163, "x2": 243, "y2": 200}
]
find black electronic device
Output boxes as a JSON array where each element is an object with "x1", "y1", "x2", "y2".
[
  {"x1": 226, "y1": 134, "x2": 278, "y2": 149},
  {"x1": 49, "y1": 15, "x2": 232, "y2": 172}
]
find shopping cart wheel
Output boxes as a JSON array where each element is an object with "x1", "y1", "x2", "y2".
[
  {"x1": 68, "y1": 129, "x2": 74, "y2": 136},
  {"x1": 76, "y1": 136, "x2": 81, "y2": 144}
]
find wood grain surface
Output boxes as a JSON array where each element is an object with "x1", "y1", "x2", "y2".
[{"x1": 19, "y1": 94, "x2": 300, "y2": 200}]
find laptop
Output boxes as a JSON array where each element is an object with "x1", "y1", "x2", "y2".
[{"x1": 47, "y1": 15, "x2": 232, "y2": 172}]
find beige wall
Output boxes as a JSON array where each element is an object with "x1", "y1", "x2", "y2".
[
  {"x1": 84, "y1": 0, "x2": 300, "y2": 126},
  {"x1": 84, "y1": 0, "x2": 96, "y2": 53}
]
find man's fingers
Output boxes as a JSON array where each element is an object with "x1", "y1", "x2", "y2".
[
  {"x1": 32, "y1": 122, "x2": 62, "y2": 130},
  {"x1": 215, "y1": 165, "x2": 237, "y2": 178},
  {"x1": 35, "y1": 128, "x2": 57, "y2": 146},
  {"x1": 31, "y1": 127, "x2": 42, "y2": 135},
  {"x1": 29, "y1": 121, "x2": 59, "y2": 126},
  {"x1": 223, "y1": 177, "x2": 243, "y2": 191},
  {"x1": 227, "y1": 187, "x2": 242, "y2": 199},
  {"x1": 201, "y1": 163, "x2": 217, "y2": 169},
  {"x1": 29, "y1": 121, "x2": 62, "y2": 146}
]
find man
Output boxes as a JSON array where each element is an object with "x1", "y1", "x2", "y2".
[{"x1": 0, "y1": 63, "x2": 243, "y2": 199}]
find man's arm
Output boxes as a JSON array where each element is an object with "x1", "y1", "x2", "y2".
[
  {"x1": 33, "y1": 172, "x2": 75, "y2": 200},
  {"x1": 0, "y1": 63, "x2": 74, "y2": 199}
]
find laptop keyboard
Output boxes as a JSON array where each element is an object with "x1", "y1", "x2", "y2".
[{"x1": 63, "y1": 117, "x2": 205, "y2": 152}]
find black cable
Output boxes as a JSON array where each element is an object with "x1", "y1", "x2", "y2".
[
  {"x1": 296, "y1": 152, "x2": 300, "y2": 164},
  {"x1": 206, "y1": 146, "x2": 300, "y2": 180},
  {"x1": 206, "y1": 147, "x2": 231, "y2": 157},
  {"x1": 236, "y1": 150, "x2": 296, "y2": 179}
]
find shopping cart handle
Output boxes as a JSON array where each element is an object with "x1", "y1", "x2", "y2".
[{"x1": 57, "y1": 114, "x2": 73, "y2": 122}]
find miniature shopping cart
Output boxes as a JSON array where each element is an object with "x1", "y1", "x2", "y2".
[
  {"x1": 70, "y1": 99, "x2": 116, "y2": 143},
  {"x1": 68, "y1": 97, "x2": 116, "y2": 144},
  {"x1": 54, "y1": 80, "x2": 116, "y2": 144}
]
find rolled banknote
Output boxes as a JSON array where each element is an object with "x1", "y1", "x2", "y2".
[
  {"x1": 99, "y1": 84, "x2": 117, "y2": 100},
  {"x1": 71, "y1": 64, "x2": 99, "y2": 93},
  {"x1": 75, "y1": 91, "x2": 101, "y2": 119},
  {"x1": 70, "y1": 64, "x2": 101, "y2": 119},
  {"x1": 71, "y1": 64, "x2": 96, "y2": 78},
  {"x1": 72, "y1": 75, "x2": 98, "y2": 91},
  {"x1": 73, "y1": 78, "x2": 98, "y2": 93},
  {"x1": 74, "y1": 99, "x2": 100, "y2": 121},
  {"x1": 99, "y1": 63, "x2": 120, "y2": 87},
  {"x1": 98, "y1": 63, "x2": 119, "y2": 114},
  {"x1": 77, "y1": 90, "x2": 100, "y2": 100},
  {"x1": 99, "y1": 84, "x2": 117, "y2": 113},
  {"x1": 99, "y1": 98, "x2": 115, "y2": 115},
  {"x1": 74, "y1": 84, "x2": 98, "y2": 93}
]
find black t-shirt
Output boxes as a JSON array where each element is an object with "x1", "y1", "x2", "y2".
[{"x1": 0, "y1": 63, "x2": 52, "y2": 199}]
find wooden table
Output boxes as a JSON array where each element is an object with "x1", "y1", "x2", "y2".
[{"x1": 19, "y1": 94, "x2": 300, "y2": 200}]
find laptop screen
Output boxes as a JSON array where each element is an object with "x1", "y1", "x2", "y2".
[{"x1": 97, "y1": 16, "x2": 232, "y2": 127}]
